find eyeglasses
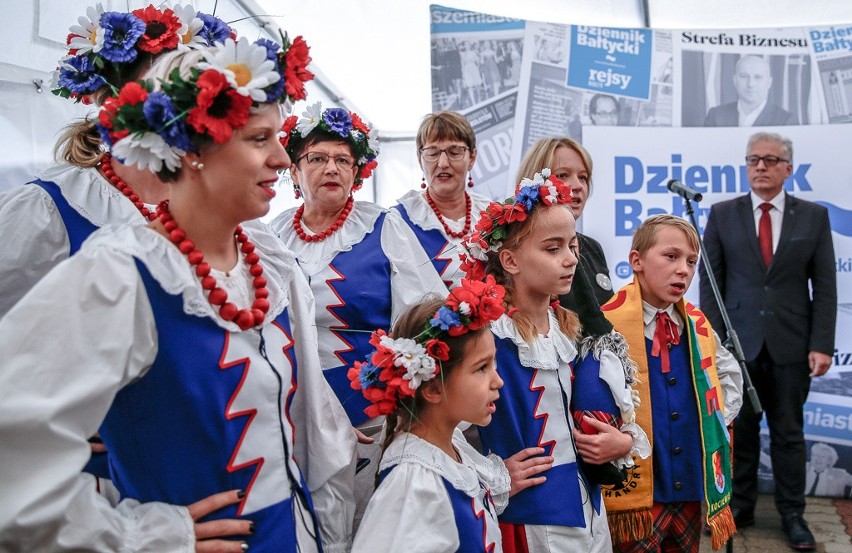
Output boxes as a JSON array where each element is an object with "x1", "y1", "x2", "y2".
[
  {"x1": 745, "y1": 155, "x2": 789, "y2": 167},
  {"x1": 419, "y1": 145, "x2": 470, "y2": 162},
  {"x1": 298, "y1": 151, "x2": 355, "y2": 170}
]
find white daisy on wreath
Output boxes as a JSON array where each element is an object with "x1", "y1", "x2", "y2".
[{"x1": 200, "y1": 37, "x2": 280, "y2": 102}]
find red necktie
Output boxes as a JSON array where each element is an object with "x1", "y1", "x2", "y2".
[
  {"x1": 651, "y1": 311, "x2": 680, "y2": 373},
  {"x1": 758, "y1": 203, "x2": 773, "y2": 268}
]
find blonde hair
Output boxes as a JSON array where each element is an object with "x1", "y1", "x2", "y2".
[
  {"x1": 515, "y1": 137, "x2": 593, "y2": 192},
  {"x1": 485, "y1": 204, "x2": 581, "y2": 343},
  {"x1": 631, "y1": 214, "x2": 699, "y2": 256},
  {"x1": 53, "y1": 52, "x2": 158, "y2": 167}
]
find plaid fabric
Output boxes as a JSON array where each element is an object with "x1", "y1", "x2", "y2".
[
  {"x1": 573, "y1": 410, "x2": 620, "y2": 434},
  {"x1": 613, "y1": 501, "x2": 701, "y2": 553}
]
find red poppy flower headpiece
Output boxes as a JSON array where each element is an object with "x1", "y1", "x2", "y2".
[
  {"x1": 346, "y1": 277, "x2": 506, "y2": 418},
  {"x1": 53, "y1": 3, "x2": 234, "y2": 103},
  {"x1": 459, "y1": 169, "x2": 573, "y2": 281},
  {"x1": 280, "y1": 102, "x2": 380, "y2": 189},
  {"x1": 95, "y1": 33, "x2": 313, "y2": 174}
]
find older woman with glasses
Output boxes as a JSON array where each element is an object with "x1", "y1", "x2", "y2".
[
  {"x1": 392, "y1": 111, "x2": 493, "y2": 289},
  {"x1": 272, "y1": 103, "x2": 446, "y2": 427},
  {"x1": 272, "y1": 103, "x2": 446, "y2": 525}
]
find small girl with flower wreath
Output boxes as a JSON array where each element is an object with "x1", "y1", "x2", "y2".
[
  {"x1": 347, "y1": 279, "x2": 512, "y2": 552},
  {"x1": 460, "y1": 169, "x2": 649, "y2": 553}
]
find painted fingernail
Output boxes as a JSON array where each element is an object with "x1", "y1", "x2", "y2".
[
  {"x1": 237, "y1": 490, "x2": 246, "y2": 499},
  {"x1": 249, "y1": 522, "x2": 256, "y2": 534},
  {"x1": 241, "y1": 542, "x2": 249, "y2": 552}
]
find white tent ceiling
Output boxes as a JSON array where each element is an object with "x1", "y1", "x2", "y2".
[{"x1": 4, "y1": 0, "x2": 852, "y2": 215}]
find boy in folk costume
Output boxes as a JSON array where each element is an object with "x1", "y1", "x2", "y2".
[{"x1": 601, "y1": 215, "x2": 743, "y2": 552}]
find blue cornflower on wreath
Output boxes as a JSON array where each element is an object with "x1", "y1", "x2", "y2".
[
  {"x1": 142, "y1": 92, "x2": 194, "y2": 153},
  {"x1": 98, "y1": 12, "x2": 147, "y2": 63},
  {"x1": 57, "y1": 56, "x2": 106, "y2": 96}
]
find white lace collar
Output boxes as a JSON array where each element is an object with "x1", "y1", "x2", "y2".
[
  {"x1": 37, "y1": 164, "x2": 153, "y2": 227},
  {"x1": 395, "y1": 189, "x2": 492, "y2": 234},
  {"x1": 490, "y1": 311, "x2": 578, "y2": 370},
  {"x1": 379, "y1": 431, "x2": 483, "y2": 498},
  {"x1": 269, "y1": 201, "x2": 384, "y2": 275},
  {"x1": 85, "y1": 220, "x2": 296, "y2": 331}
]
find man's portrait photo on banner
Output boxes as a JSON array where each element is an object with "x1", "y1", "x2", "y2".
[{"x1": 680, "y1": 51, "x2": 813, "y2": 127}]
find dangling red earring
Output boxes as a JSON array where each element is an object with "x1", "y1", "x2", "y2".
[
  {"x1": 420, "y1": 176, "x2": 427, "y2": 189},
  {"x1": 467, "y1": 173, "x2": 474, "y2": 188},
  {"x1": 294, "y1": 184, "x2": 301, "y2": 199}
]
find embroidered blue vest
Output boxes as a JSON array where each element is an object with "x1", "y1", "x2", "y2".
[
  {"x1": 30, "y1": 179, "x2": 98, "y2": 255},
  {"x1": 99, "y1": 260, "x2": 323, "y2": 553},
  {"x1": 312, "y1": 212, "x2": 392, "y2": 426},
  {"x1": 392, "y1": 204, "x2": 453, "y2": 289},
  {"x1": 646, "y1": 332, "x2": 704, "y2": 502},
  {"x1": 478, "y1": 335, "x2": 600, "y2": 527}
]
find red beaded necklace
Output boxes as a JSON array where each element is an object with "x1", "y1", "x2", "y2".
[
  {"x1": 156, "y1": 200, "x2": 269, "y2": 331},
  {"x1": 424, "y1": 189, "x2": 471, "y2": 239},
  {"x1": 292, "y1": 196, "x2": 354, "y2": 242},
  {"x1": 99, "y1": 153, "x2": 156, "y2": 221}
]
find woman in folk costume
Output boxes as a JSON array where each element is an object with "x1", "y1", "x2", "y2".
[
  {"x1": 392, "y1": 111, "x2": 492, "y2": 289},
  {"x1": 270, "y1": 103, "x2": 446, "y2": 523},
  {"x1": 0, "y1": 1, "x2": 235, "y2": 488},
  {"x1": 601, "y1": 215, "x2": 743, "y2": 552},
  {"x1": 0, "y1": 3, "x2": 235, "y2": 318},
  {"x1": 459, "y1": 170, "x2": 647, "y2": 553},
  {"x1": 349, "y1": 282, "x2": 509, "y2": 552},
  {"x1": 271, "y1": 103, "x2": 447, "y2": 426},
  {"x1": 0, "y1": 36, "x2": 356, "y2": 553}
]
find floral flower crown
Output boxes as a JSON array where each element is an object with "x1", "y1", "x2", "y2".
[
  {"x1": 280, "y1": 102, "x2": 380, "y2": 187},
  {"x1": 460, "y1": 168, "x2": 573, "y2": 281},
  {"x1": 53, "y1": 3, "x2": 234, "y2": 103},
  {"x1": 347, "y1": 277, "x2": 506, "y2": 418},
  {"x1": 95, "y1": 34, "x2": 313, "y2": 173}
]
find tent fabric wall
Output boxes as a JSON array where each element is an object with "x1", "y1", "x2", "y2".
[{"x1": 6, "y1": 0, "x2": 852, "y2": 211}]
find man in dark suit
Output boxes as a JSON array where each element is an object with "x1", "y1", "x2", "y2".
[
  {"x1": 699, "y1": 132, "x2": 836, "y2": 551},
  {"x1": 704, "y1": 55, "x2": 798, "y2": 127}
]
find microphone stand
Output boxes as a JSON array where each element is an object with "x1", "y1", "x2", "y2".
[{"x1": 681, "y1": 195, "x2": 762, "y2": 553}]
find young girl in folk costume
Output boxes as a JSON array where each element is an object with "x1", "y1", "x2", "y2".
[
  {"x1": 0, "y1": 36, "x2": 356, "y2": 553},
  {"x1": 348, "y1": 280, "x2": 509, "y2": 552},
  {"x1": 460, "y1": 170, "x2": 647, "y2": 553}
]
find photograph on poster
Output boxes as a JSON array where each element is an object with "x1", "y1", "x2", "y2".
[
  {"x1": 758, "y1": 435, "x2": 852, "y2": 499},
  {"x1": 681, "y1": 51, "x2": 811, "y2": 127},
  {"x1": 431, "y1": 37, "x2": 524, "y2": 111},
  {"x1": 816, "y1": 57, "x2": 852, "y2": 123}
]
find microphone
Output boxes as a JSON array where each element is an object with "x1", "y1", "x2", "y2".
[{"x1": 667, "y1": 179, "x2": 703, "y2": 202}]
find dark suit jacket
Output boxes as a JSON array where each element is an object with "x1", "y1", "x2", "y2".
[
  {"x1": 704, "y1": 101, "x2": 798, "y2": 127},
  {"x1": 560, "y1": 232, "x2": 614, "y2": 309},
  {"x1": 699, "y1": 193, "x2": 836, "y2": 364}
]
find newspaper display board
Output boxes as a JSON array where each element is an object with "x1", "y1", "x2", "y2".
[
  {"x1": 429, "y1": 5, "x2": 525, "y2": 199},
  {"x1": 431, "y1": 4, "x2": 852, "y2": 498}
]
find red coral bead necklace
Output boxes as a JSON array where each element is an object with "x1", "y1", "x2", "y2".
[
  {"x1": 293, "y1": 195, "x2": 354, "y2": 242},
  {"x1": 156, "y1": 200, "x2": 269, "y2": 330},
  {"x1": 99, "y1": 153, "x2": 156, "y2": 221},
  {"x1": 425, "y1": 189, "x2": 471, "y2": 239}
]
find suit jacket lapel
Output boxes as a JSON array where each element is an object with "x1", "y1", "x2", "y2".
[
  {"x1": 770, "y1": 193, "x2": 797, "y2": 275},
  {"x1": 737, "y1": 195, "x2": 763, "y2": 267}
]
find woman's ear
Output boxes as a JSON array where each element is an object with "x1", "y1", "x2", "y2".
[
  {"x1": 499, "y1": 248, "x2": 520, "y2": 276},
  {"x1": 419, "y1": 378, "x2": 446, "y2": 405}
]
